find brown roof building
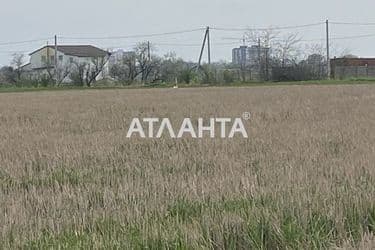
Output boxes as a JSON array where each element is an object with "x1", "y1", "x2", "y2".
[
  {"x1": 330, "y1": 57, "x2": 375, "y2": 79},
  {"x1": 29, "y1": 45, "x2": 110, "y2": 58}
]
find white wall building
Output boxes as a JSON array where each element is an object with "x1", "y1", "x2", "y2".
[{"x1": 24, "y1": 45, "x2": 111, "y2": 82}]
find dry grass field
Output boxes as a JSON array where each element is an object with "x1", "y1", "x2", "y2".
[{"x1": 0, "y1": 85, "x2": 374, "y2": 249}]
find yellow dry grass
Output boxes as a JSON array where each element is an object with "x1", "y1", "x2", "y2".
[{"x1": 0, "y1": 85, "x2": 374, "y2": 249}]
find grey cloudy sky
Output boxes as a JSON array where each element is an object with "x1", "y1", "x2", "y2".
[{"x1": 1, "y1": 0, "x2": 375, "y2": 66}]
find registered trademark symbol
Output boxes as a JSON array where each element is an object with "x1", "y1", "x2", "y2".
[{"x1": 242, "y1": 112, "x2": 251, "y2": 120}]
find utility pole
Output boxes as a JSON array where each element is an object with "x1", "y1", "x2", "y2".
[
  {"x1": 258, "y1": 38, "x2": 262, "y2": 80},
  {"x1": 54, "y1": 35, "x2": 58, "y2": 83},
  {"x1": 46, "y1": 41, "x2": 50, "y2": 66},
  {"x1": 147, "y1": 41, "x2": 151, "y2": 61},
  {"x1": 326, "y1": 19, "x2": 330, "y2": 79},
  {"x1": 197, "y1": 27, "x2": 209, "y2": 70},
  {"x1": 265, "y1": 47, "x2": 269, "y2": 81},
  {"x1": 207, "y1": 26, "x2": 211, "y2": 65}
]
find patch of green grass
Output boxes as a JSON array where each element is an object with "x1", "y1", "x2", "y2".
[
  {"x1": 207, "y1": 79, "x2": 375, "y2": 88},
  {"x1": 166, "y1": 199, "x2": 206, "y2": 222},
  {"x1": 279, "y1": 211, "x2": 305, "y2": 248},
  {"x1": 343, "y1": 204, "x2": 375, "y2": 244},
  {"x1": 165, "y1": 196, "x2": 276, "y2": 223},
  {"x1": 0, "y1": 168, "x2": 90, "y2": 194},
  {"x1": 19, "y1": 168, "x2": 83, "y2": 191},
  {"x1": 344, "y1": 204, "x2": 364, "y2": 243},
  {"x1": 306, "y1": 212, "x2": 337, "y2": 248},
  {"x1": 25, "y1": 219, "x2": 191, "y2": 250},
  {"x1": 1, "y1": 79, "x2": 375, "y2": 94},
  {"x1": 19, "y1": 198, "x2": 375, "y2": 249}
]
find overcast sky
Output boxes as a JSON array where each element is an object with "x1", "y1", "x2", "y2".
[{"x1": 1, "y1": 0, "x2": 375, "y2": 66}]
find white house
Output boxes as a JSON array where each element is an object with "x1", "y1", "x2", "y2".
[{"x1": 23, "y1": 45, "x2": 111, "y2": 83}]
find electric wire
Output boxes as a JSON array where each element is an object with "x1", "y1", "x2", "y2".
[{"x1": 59, "y1": 28, "x2": 206, "y2": 40}]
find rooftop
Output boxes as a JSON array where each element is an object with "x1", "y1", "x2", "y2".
[{"x1": 29, "y1": 45, "x2": 110, "y2": 58}]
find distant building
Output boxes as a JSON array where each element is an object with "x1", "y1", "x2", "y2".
[
  {"x1": 330, "y1": 57, "x2": 375, "y2": 79},
  {"x1": 109, "y1": 49, "x2": 136, "y2": 65},
  {"x1": 232, "y1": 45, "x2": 269, "y2": 66},
  {"x1": 23, "y1": 45, "x2": 111, "y2": 82},
  {"x1": 28, "y1": 45, "x2": 110, "y2": 70}
]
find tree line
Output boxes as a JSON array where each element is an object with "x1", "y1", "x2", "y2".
[{"x1": 0, "y1": 30, "x2": 353, "y2": 87}]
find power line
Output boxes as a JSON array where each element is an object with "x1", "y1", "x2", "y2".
[
  {"x1": 59, "y1": 28, "x2": 205, "y2": 40},
  {"x1": 155, "y1": 42, "x2": 201, "y2": 47},
  {"x1": 1, "y1": 21, "x2": 375, "y2": 46},
  {"x1": 2, "y1": 21, "x2": 373, "y2": 47},
  {"x1": 2, "y1": 21, "x2": 375, "y2": 62},
  {"x1": 93, "y1": 41, "x2": 240, "y2": 51},
  {"x1": 221, "y1": 32, "x2": 375, "y2": 43},
  {"x1": 211, "y1": 22, "x2": 324, "y2": 31},
  {"x1": 331, "y1": 22, "x2": 375, "y2": 26},
  {"x1": 246, "y1": 33, "x2": 375, "y2": 43},
  {"x1": 155, "y1": 41, "x2": 239, "y2": 47},
  {"x1": 0, "y1": 38, "x2": 52, "y2": 46},
  {"x1": 331, "y1": 33, "x2": 375, "y2": 40},
  {"x1": 221, "y1": 36, "x2": 323, "y2": 43},
  {"x1": 0, "y1": 51, "x2": 28, "y2": 55},
  {"x1": 0, "y1": 49, "x2": 28, "y2": 53},
  {"x1": 1, "y1": 33, "x2": 375, "y2": 52}
]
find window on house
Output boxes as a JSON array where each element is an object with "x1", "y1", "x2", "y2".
[
  {"x1": 69, "y1": 57, "x2": 74, "y2": 63},
  {"x1": 50, "y1": 55, "x2": 55, "y2": 62},
  {"x1": 59, "y1": 55, "x2": 63, "y2": 61},
  {"x1": 41, "y1": 55, "x2": 46, "y2": 62}
]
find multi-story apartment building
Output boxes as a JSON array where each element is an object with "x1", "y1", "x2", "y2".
[{"x1": 232, "y1": 45, "x2": 269, "y2": 66}]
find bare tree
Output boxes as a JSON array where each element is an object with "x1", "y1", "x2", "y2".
[
  {"x1": 134, "y1": 42, "x2": 160, "y2": 83},
  {"x1": 55, "y1": 63, "x2": 73, "y2": 85},
  {"x1": 41, "y1": 59, "x2": 72, "y2": 86},
  {"x1": 70, "y1": 61, "x2": 87, "y2": 86},
  {"x1": 301, "y1": 43, "x2": 327, "y2": 79},
  {"x1": 11, "y1": 53, "x2": 25, "y2": 81},
  {"x1": 109, "y1": 63, "x2": 127, "y2": 83},
  {"x1": 245, "y1": 28, "x2": 279, "y2": 48},
  {"x1": 123, "y1": 53, "x2": 139, "y2": 82},
  {"x1": 159, "y1": 52, "x2": 192, "y2": 83},
  {"x1": 273, "y1": 33, "x2": 302, "y2": 67},
  {"x1": 85, "y1": 57, "x2": 107, "y2": 87},
  {"x1": 109, "y1": 52, "x2": 139, "y2": 84},
  {"x1": 305, "y1": 43, "x2": 326, "y2": 57},
  {"x1": 244, "y1": 28, "x2": 279, "y2": 81},
  {"x1": 148, "y1": 56, "x2": 163, "y2": 83},
  {"x1": 43, "y1": 59, "x2": 57, "y2": 84},
  {"x1": 69, "y1": 57, "x2": 108, "y2": 87},
  {"x1": 0, "y1": 66, "x2": 16, "y2": 84}
]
